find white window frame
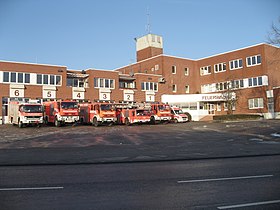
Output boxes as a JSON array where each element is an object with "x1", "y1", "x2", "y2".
[
  {"x1": 214, "y1": 62, "x2": 226, "y2": 73},
  {"x1": 184, "y1": 67, "x2": 189, "y2": 76},
  {"x1": 172, "y1": 65, "x2": 177, "y2": 74},
  {"x1": 200, "y1": 65, "x2": 211, "y2": 75},
  {"x1": 246, "y1": 55, "x2": 261, "y2": 67},
  {"x1": 172, "y1": 84, "x2": 177, "y2": 92},
  {"x1": 141, "y1": 82, "x2": 158, "y2": 92},
  {"x1": 94, "y1": 78, "x2": 115, "y2": 89},
  {"x1": 248, "y1": 98, "x2": 264, "y2": 109},
  {"x1": 229, "y1": 58, "x2": 243, "y2": 70}
]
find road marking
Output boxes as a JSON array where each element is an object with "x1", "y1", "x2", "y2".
[
  {"x1": 0, "y1": 186, "x2": 64, "y2": 191},
  {"x1": 217, "y1": 199, "x2": 280, "y2": 209},
  {"x1": 177, "y1": 174, "x2": 273, "y2": 184}
]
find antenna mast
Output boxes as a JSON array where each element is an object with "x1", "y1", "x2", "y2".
[{"x1": 146, "y1": 7, "x2": 151, "y2": 34}]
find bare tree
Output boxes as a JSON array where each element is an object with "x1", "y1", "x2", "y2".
[{"x1": 267, "y1": 17, "x2": 280, "y2": 47}]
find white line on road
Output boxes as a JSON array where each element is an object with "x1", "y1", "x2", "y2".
[
  {"x1": 177, "y1": 174, "x2": 273, "y2": 184},
  {"x1": 217, "y1": 199, "x2": 280, "y2": 209},
  {"x1": 0, "y1": 186, "x2": 64, "y2": 191}
]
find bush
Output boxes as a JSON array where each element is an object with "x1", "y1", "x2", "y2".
[{"x1": 213, "y1": 114, "x2": 263, "y2": 121}]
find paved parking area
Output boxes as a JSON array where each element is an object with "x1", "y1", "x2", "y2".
[{"x1": 0, "y1": 120, "x2": 279, "y2": 149}]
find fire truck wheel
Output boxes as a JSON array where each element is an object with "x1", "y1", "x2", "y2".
[
  {"x1": 55, "y1": 118, "x2": 61, "y2": 127},
  {"x1": 125, "y1": 118, "x2": 130, "y2": 126},
  {"x1": 150, "y1": 116, "x2": 156, "y2": 125},
  {"x1": 93, "y1": 117, "x2": 99, "y2": 127},
  {"x1": 174, "y1": 119, "x2": 178, "y2": 123},
  {"x1": 44, "y1": 117, "x2": 49, "y2": 125},
  {"x1": 18, "y1": 120, "x2": 23, "y2": 128}
]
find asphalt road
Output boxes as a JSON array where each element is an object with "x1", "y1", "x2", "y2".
[{"x1": 1, "y1": 155, "x2": 280, "y2": 210}]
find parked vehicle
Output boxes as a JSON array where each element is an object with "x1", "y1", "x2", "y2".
[
  {"x1": 116, "y1": 103, "x2": 153, "y2": 125},
  {"x1": 150, "y1": 103, "x2": 172, "y2": 124},
  {"x1": 79, "y1": 102, "x2": 117, "y2": 126},
  {"x1": 171, "y1": 106, "x2": 188, "y2": 123},
  {"x1": 43, "y1": 100, "x2": 79, "y2": 126},
  {"x1": 9, "y1": 100, "x2": 43, "y2": 128}
]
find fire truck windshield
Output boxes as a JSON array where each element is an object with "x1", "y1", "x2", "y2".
[
  {"x1": 20, "y1": 105, "x2": 43, "y2": 113},
  {"x1": 101, "y1": 104, "x2": 113, "y2": 111},
  {"x1": 174, "y1": 109, "x2": 183, "y2": 114},
  {"x1": 61, "y1": 102, "x2": 78, "y2": 109},
  {"x1": 158, "y1": 105, "x2": 170, "y2": 111}
]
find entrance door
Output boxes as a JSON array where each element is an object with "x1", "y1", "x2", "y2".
[{"x1": 208, "y1": 103, "x2": 215, "y2": 115}]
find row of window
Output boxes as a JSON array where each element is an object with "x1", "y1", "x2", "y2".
[
  {"x1": 141, "y1": 82, "x2": 158, "y2": 91},
  {"x1": 201, "y1": 75, "x2": 268, "y2": 93},
  {"x1": 200, "y1": 54, "x2": 262, "y2": 76},
  {"x1": 2, "y1": 71, "x2": 62, "y2": 86},
  {"x1": 171, "y1": 66, "x2": 189, "y2": 75},
  {"x1": 94, "y1": 78, "x2": 115, "y2": 89}
]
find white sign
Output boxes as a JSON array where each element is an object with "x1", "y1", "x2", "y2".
[
  {"x1": 73, "y1": 91, "x2": 85, "y2": 100},
  {"x1": 43, "y1": 89, "x2": 56, "y2": 99},
  {"x1": 10, "y1": 88, "x2": 24, "y2": 97},
  {"x1": 124, "y1": 93, "x2": 134, "y2": 101},
  {"x1": 10, "y1": 84, "x2": 24, "y2": 97},
  {"x1": 146, "y1": 91, "x2": 155, "y2": 102}
]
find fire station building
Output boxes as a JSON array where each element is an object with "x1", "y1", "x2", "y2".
[{"x1": 0, "y1": 33, "x2": 280, "y2": 123}]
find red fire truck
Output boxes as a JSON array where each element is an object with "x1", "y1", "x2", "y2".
[
  {"x1": 79, "y1": 102, "x2": 117, "y2": 126},
  {"x1": 43, "y1": 100, "x2": 79, "y2": 126},
  {"x1": 150, "y1": 103, "x2": 172, "y2": 124},
  {"x1": 9, "y1": 100, "x2": 44, "y2": 128},
  {"x1": 116, "y1": 103, "x2": 153, "y2": 125}
]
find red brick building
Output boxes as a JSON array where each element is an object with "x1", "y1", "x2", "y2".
[{"x1": 0, "y1": 33, "x2": 279, "y2": 122}]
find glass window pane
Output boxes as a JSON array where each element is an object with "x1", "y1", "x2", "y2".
[
  {"x1": 105, "y1": 79, "x2": 109, "y2": 88},
  {"x1": 253, "y1": 77, "x2": 257, "y2": 86},
  {"x1": 100, "y1": 79, "x2": 104, "y2": 87},
  {"x1": 141, "y1": 82, "x2": 145, "y2": 90},
  {"x1": 257, "y1": 55, "x2": 261, "y2": 64},
  {"x1": 3, "y1": 72, "x2": 9, "y2": 82},
  {"x1": 110, "y1": 79, "x2": 114, "y2": 88},
  {"x1": 18, "y1": 73, "x2": 23, "y2": 83},
  {"x1": 258, "y1": 77, "x2": 262, "y2": 85},
  {"x1": 146, "y1": 82, "x2": 149, "y2": 90},
  {"x1": 247, "y1": 57, "x2": 251, "y2": 66},
  {"x1": 249, "y1": 78, "x2": 252, "y2": 86},
  {"x1": 239, "y1": 59, "x2": 243, "y2": 67},
  {"x1": 25, "y1": 73, "x2": 30, "y2": 83},
  {"x1": 73, "y1": 79, "x2": 78, "y2": 87},
  {"x1": 56, "y1": 75, "x2": 61, "y2": 85},
  {"x1": 50, "y1": 75, "x2": 55, "y2": 85},
  {"x1": 252, "y1": 56, "x2": 256, "y2": 65},
  {"x1": 37, "y1": 74, "x2": 42, "y2": 84},
  {"x1": 43, "y1": 75, "x2": 48, "y2": 84},
  {"x1": 11, "y1": 72, "x2": 16, "y2": 82}
]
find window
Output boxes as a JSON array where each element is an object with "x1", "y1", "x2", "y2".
[
  {"x1": 246, "y1": 55, "x2": 261, "y2": 67},
  {"x1": 11, "y1": 72, "x2": 16, "y2": 82},
  {"x1": 37, "y1": 74, "x2": 42, "y2": 84},
  {"x1": 56, "y1": 75, "x2": 61, "y2": 85},
  {"x1": 184, "y1": 68, "x2": 189, "y2": 76},
  {"x1": 230, "y1": 59, "x2": 243, "y2": 70},
  {"x1": 214, "y1": 63, "x2": 226, "y2": 73},
  {"x1": 43, "y1": 75, "x2": 48, "y2": 85},
  {"x1": 94, "y1": 78, "x2": 115, "y2": 89},
  {"x1": 17, "y1": 73, "x2": 23, "y2": 83},
  {"x1": 172, "y1": 65, "x2": 176, "y2": 74},
  {"x1": 141, "y1": 82, "x2": 158, "y2": 91},
  {"x1": 172, "y1": 84, "x2": 177, "y2": 92},
  {"x1": 25, "y1": 73, "x2": 30, "y2": 83},
  {"x1": 50, "y1": 75, "x2": 55, "y2": 85},
  {"x1": 248, "y1": 98, "x2": 264, "y2": 109},
  {"x1": 155, "y1": 64, "x2": 159, "y2": 71},
  {"x1": 185, "y1": 85, "x2": 190, "y2": 93},
  {"x1": 200, "y1": 66, "x2": 211, "y2": 75},
  {"x1": 3, "y1": 72, "x2": 9, "y2": 82},
  {"x1": 248, "y1": 76, "x2": 264, "y2": 87}
]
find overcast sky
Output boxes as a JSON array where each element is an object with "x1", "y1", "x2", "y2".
[{"x1": 0, "y1": 0, "x2": 279, "y2": 70}]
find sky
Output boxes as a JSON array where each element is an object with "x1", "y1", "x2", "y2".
[{"x1": 0, "y1": 0, "x2": 279, "y2": 70}]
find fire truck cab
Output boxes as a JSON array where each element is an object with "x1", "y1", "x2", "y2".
[
  {"x1": 171, "y1": 106, "x2": 188, "y2": 123},
  {"x1": 150, "y1": 103, "x2": 172, "y2": 124},
  {"x1": 80, "y1": 102, "x2": 117, "y2": 126},
  {"x1": 9, "y1": 100, "x2": 43, "y2": 128},
  {"x1": 43, "y1": 100, "x2": 79, "y2": 126}
]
